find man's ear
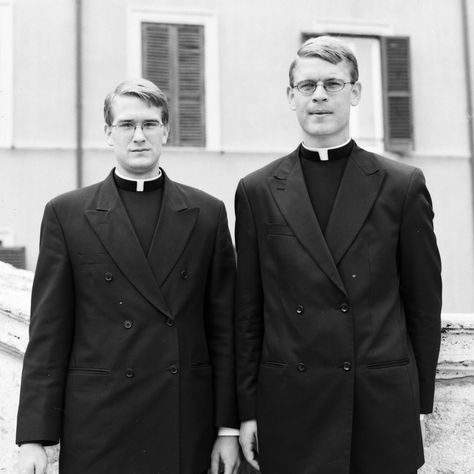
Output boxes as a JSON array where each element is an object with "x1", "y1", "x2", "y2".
[
  {"x1": 351, "y1": 82, "x2": 362, "y2": 107},
  {"x1": 104, "y1": 124, "x2": 114, "y2": 147},
  {"x1": 162, "y1": 125, "x2": 169, "y2": 145},
  {"x1": 287, "y1": 85, "x2": 296, "y2": 110}
]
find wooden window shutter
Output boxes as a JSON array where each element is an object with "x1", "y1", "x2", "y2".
[
  {"x1": 142, "y1": 23, "x2": 205, "y2": 147},
  {"x1": 381, "y1": 36, "x2": 413, "y2": 152}
]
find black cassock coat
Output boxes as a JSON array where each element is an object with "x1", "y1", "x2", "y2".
[
  {"x1": 235, "y1": 144, "x2": 442, "y2": 474},
  {"x1": 17, "y1": 171, "x2": 238, "y2": 473}
]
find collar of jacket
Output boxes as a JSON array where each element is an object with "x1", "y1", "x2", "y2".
[
  {"x1": 269, "y1": 142, "x2": 385, "y2": 295},
  {"x1": 84, "y1": 170, "x2": 199, "y2": 319}
]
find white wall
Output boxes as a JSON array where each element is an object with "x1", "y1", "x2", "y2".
[{"x1": 1, "y1": 0, "x2": 473, "y2": 312}]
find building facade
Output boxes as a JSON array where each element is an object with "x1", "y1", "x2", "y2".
[{"x1": 0, "y1": 0, "x2": 473, "y2": 313}]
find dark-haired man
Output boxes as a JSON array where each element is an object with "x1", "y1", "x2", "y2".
[
  {"x1": 17, "y1": 78, "x2": 240, "y2": 474},
  {"x1": 235, "y1": 36, "x2": 441, "y2": 474}
]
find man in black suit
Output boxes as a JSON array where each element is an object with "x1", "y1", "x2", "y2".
[
  {"x1": 17, "y1": 78, "x2": 240, "y2": 474},
  {"x1": 235, "y1": 36, "x2": 441, "y2": 474}
]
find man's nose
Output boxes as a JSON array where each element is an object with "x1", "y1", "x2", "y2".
[
  {"x1": 312, "y1": 83, "x2": 328, "y2": 101},
  {"x1": 132, "y1": 124, "x2": 146, "y2": 141}
]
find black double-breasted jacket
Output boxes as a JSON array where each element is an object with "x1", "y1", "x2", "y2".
[
  {"x1": 17, "y1": 170, "x2": 238, "y2": 473},
  {"x1": 235, "y1": 143, "x2": 442, "y2": 474}
]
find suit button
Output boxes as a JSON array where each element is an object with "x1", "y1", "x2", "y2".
[
  {"x1": 180, "y1": 270, "x2": 189, "y2": 280},
  {"x1": 297, "y1": 362, "x2": 306, "y2": 372},
  {"x1": 340, "y1": 303, "x2": 350, "y2": 313},
  {"x1": 166, "y1": 318, "x2": 175, "y2": 327},
  {"x1": 342, "y1": 361, "x2": 352, "y2": 372},
  {"x1": 125, "y1": 368, "x2": 134, "y2": 378},
  {"x1": 169, "y1": 365, "x2": 179, "y2": 374},
  {"x1": 123, "y1": 320, "x2": 133, "y2": 329},
  {"x1": 296, "y1": 304, "x2": 304, "y2": 315},
  {"x1": 104, "y1": 272, "x2": 113, "y2": 282}
]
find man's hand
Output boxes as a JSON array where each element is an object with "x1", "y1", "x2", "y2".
[
  {"x1": 18, "y1": 443, "x2": 48, "y2": 474},
  {"x1": 210, "y1": 435, "x2": 240, "y2": 474},
  {"x1": 239, "y1": 420, "x2": 260, "y2": 471}
]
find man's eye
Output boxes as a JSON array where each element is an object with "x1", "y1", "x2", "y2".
[
  {"x1": 299, "y1": 81, "x2": 316, "y2": 91},
  {"x1": 143, "y1": 121, "x2": 159, "y2": 129},
  {"x1": 119, "y1": 122, "x2": 134, "y2": 129},
  {"x1": 325, "y1": 80, "x2": 343, "y2": 89}
]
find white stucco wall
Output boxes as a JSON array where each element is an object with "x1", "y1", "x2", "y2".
[
  {"x1": 1, "y1": 0, "x2": 473, "y2": 313},
  {"x1": 10, "y1": 0, "x2": 470, "y2": 156}
]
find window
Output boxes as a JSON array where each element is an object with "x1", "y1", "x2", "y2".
[
  {"x1": 142, "y1": 23, "x2": 205, "y2": 147},
  {"x1": 302, "y1": 33, "x2": 413, "y2": 153},
  {"x1": 0, "y1": 1, "x2": 13, "y2": 148},
  {"x1": 128, "y1": 10, "x2": 219, "y2": 149},
  {"x1": 380, "y1": 37, "x2": 413, "y2": 152}
]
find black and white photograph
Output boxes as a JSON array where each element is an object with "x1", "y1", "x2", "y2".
[{"x1": 0, "y1": 1, "x2": 473, "y2": 473}]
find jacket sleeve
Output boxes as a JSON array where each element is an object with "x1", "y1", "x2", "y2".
[
  {"x1": 234, "y1": 179, "x2": 264, "y2": 421},
  {"x1": 399, "y1": 168, "x2": 442, "y2": 414},
  {"x1": 204, "y1": 201, "x2": 239, "y2": 429},
  {"x1": 16, "y1": 201, "x2": 75, "y2": 445}
]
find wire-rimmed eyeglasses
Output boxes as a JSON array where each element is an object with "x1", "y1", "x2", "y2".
[
  {"x1": 291, "y1": 79, "x2": 355, "y2": 95},
  {"x1": 111, "y1": 120, "x2": 165, "y2": 139}
]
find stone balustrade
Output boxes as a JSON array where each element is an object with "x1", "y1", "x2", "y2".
[{"x1": 1, "y1": 261, "x2": 472, "y2": 473}]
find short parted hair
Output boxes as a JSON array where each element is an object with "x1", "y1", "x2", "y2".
[
  {"x1": 289, "y1": 35, "x2": 359, "y2": 86},
  {"x1": 104, "y1": 78, "x2": 169, "y2": 126}
]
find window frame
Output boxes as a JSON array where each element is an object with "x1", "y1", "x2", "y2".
[
  {"x1": 127, "y1": 8, "x2": 220, "y2": 150},
  {"x1": 303, "y1": 22, "x2": 414, "y2": 154}
]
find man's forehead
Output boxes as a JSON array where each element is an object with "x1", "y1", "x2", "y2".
[
  {"x1": 293, "y1": 57, "x2": 352, "y2": 79},
  {"x1": 112, "y1": 95, "x2": 163, "y2": 117}
]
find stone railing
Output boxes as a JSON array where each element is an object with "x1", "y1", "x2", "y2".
[
  {"x1": 1, "y1": 261, "x2": 473, "y2": 473},
  {"x1": 0, "y1": 262, "x2": 59, "y2": 473},
  {"x1": 420, "y1": 314, "x2": 474, "y2": 473}
]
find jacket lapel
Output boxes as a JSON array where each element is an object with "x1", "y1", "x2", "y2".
[
  {"x1": 325, "y1": 145, "x2": 386, "y2": 265},
  {"x1": 146, "y1": 174, "x2": 199, "y2": 286},
  {"x1": 269, "y1": 151, "x2": 347, "y2": 295},
  {"x1": 85, "y1": 172, "x2": 173, "y2": 318}
]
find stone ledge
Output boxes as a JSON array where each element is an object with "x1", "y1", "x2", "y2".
[
  {"x1": 0, "y1": 261, "x2": 32, "y2": 318},
  {"x1": 0, "y1": 308, "x2": 29, "y2": 359}
]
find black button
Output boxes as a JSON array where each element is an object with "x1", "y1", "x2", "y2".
[
  {"x1": 169, "y1": 365, "x2": 179, "y2": 374},
  {"x1": 166, "y1": 318, "x2": 175, "y2": 327},
  {"x1": 297, "y1": 362, "x2": 306, "y2": 372},
  {"x1": 342, "y1": 361, "x2": 352, "y2": 372},
  {"x1": 340, "y1": 303, "x2": 350, "y2": 313},
  {"x1": 180, "y1": 270, "x2": 189, "y2": 280},
  {"x1": 125, "y1": 368, "x2": 134, "y2": 378},
  {"x1": 296, "y1": 304, "x2": 304, "y2": 315},
  {"x1": 123, "y1": 320, "x2": 133, "y2": 329},
  {"x1": 104, "y1": 272, "x2": 113, "y2": 282}
]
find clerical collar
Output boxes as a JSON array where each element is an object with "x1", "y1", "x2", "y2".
[
  {"x1": 300, "y1": 138, "x2": 354, "y2": 162},
  {"x1": 114, "y1": 169, "x2": 164, "y2": 192}
]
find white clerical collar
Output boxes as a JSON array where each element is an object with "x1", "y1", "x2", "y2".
[
  {"x1": 114, "y1": 169, "x2": 162, "y2": 192},
  {"x1": 302, "y1": 138, "x2": 352, "y2": 161}
]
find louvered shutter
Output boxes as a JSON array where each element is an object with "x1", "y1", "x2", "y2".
[
  {"x1": 381, "y1": 36, "x2": 413, "y2": 152},
  {"x1": 142, "y1": 23, "x2": 205, "y2": 147}
]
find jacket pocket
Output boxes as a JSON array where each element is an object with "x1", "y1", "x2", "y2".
[
  {"x1": 367, "y1": 358, "x2": 409, "y2": 369},
  {"x1": 261, "y1": 361, "x2": 288, "y2": 369},
  {"x1": 191, "y1": 362, "x2": 211, "y2": 369},
  {"x1": 76, "y1": 253, "x2": 114, "y2": 265},
  {"x1": 68, "y1": 367, "x2": 111, "y2": 376},
  {"x1": 266, "y1": 224, "x2": 294, "y2": 236}
]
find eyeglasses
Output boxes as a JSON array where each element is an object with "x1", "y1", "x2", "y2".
[
  {"x1": 111, "y1": 120, "x2": 164, "y2": 138},
  {"x1": 292, "y1": 79, "x2": 355, "y2": 95}
]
